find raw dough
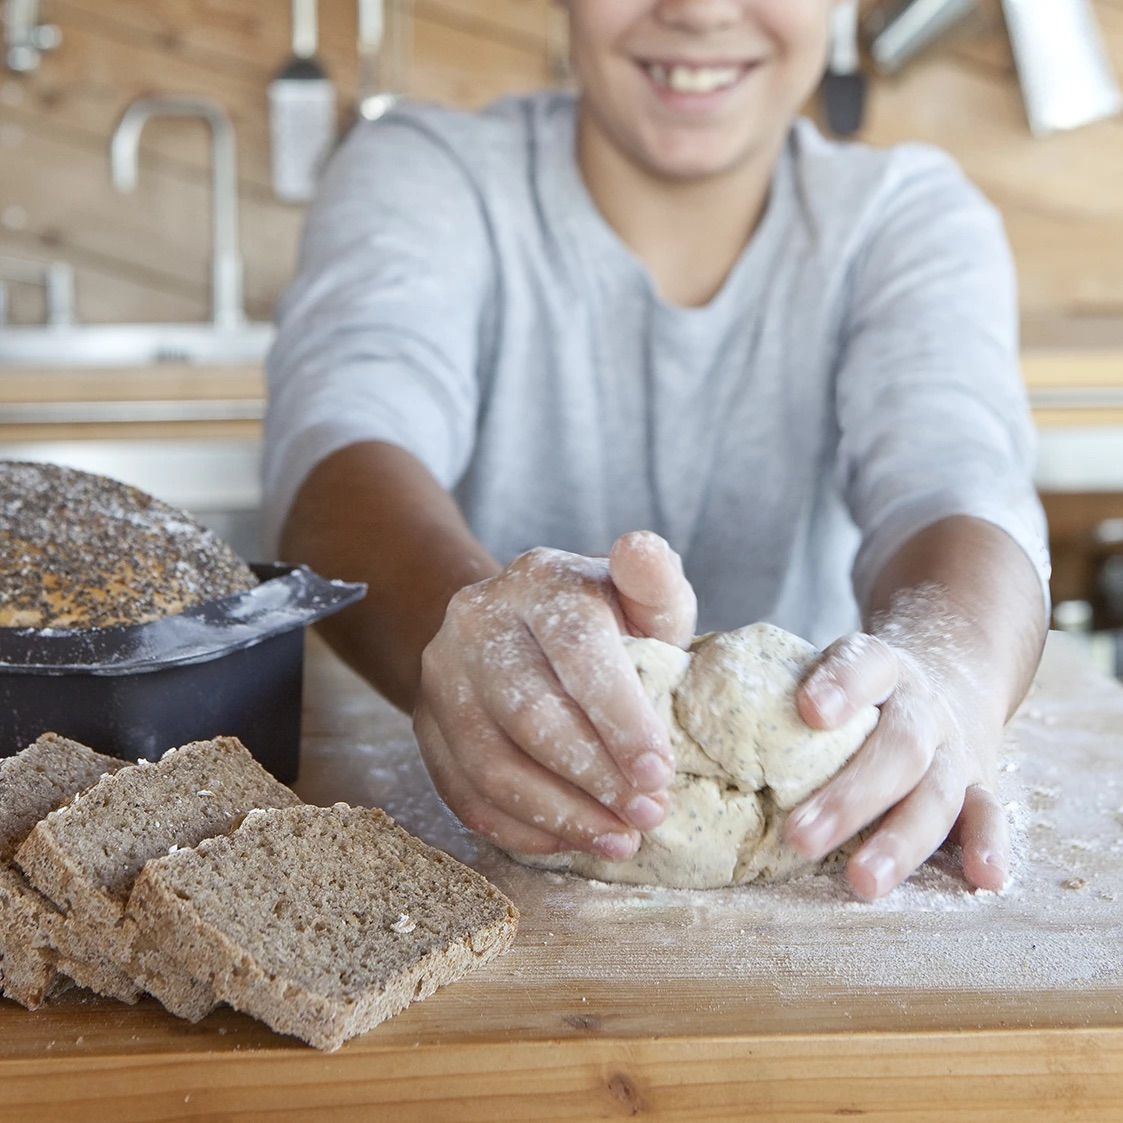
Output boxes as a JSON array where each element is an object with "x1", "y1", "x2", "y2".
[{"x1": 512, "y1": 623, "x2": 879, "y2": 889}]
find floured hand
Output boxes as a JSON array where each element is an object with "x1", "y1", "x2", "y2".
[
  {"x1": 787, "y1": 595, "x2": 1009, "y2": 900},
  {"x1": 413, "y1": 531, "x2": 697, "y2": 861}
]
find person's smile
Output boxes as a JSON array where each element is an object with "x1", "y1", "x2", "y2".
[{"x1": 634, "y1": 55, "x2": 770, "y2": 116}]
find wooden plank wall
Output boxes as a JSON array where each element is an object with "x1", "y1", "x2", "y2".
[{"x1": 0, "y1": 0, "x2": 1120, "y2": 344}]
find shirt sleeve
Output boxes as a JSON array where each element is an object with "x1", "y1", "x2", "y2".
[
  {"x1": 261, "y1": 113, "x2": 493, "y2": 556},
  {"x1": 835, "y1": 146, "x2": 1051, "y2": 618}
]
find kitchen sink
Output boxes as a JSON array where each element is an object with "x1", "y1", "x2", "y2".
[{"x1": 0, "y1": 323, "x2": 274, "y2": 367}]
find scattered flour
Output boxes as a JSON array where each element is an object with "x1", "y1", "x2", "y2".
[{"x1": 295, "y1": 633, "x2": 1123, "y2": 1018}]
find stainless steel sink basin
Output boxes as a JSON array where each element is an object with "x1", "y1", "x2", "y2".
[{"x1": 0, "y1": 322, "x2": 274, "y2": 367}]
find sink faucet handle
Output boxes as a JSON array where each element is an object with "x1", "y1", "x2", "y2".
[{"x1": 0, "y1": 254, "x2": 75, "y2": 326}]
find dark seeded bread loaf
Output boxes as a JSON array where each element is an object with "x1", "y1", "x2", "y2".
[
  {"x1": 15, "y1": 737, "x2": 301, "y2": 1019},
  {"x1": 0, "y1": 733, "x2": 138, "y2": 1008},
  {"x1": 0, "y1": 460, "x2": 257, "y2": 629},
  {"x1": 127, "y1": 803, "x2": 519, "y2": 1050}
]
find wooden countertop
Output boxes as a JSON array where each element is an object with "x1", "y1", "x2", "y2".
[
  {"x1": 0, "y1": 342, "x2": 1120, "y2": 443},
  {"x1": 1, "y1": 633, "x2": 1121, "y2": 1120}
]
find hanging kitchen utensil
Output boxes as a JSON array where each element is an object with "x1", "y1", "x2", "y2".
[
  {"x1": 357, "y1": 0, "x2": 412, "y2": 121},
  {"x1": 268, "y1": 0, "x2": 337, "y2": 203},
  {"x1": 1002, "y1": 0, "x2": 1122, "y2": 135},
  {"x1": 865, "y1": 0, "x2": 980, "y2": 75},
  {"x1": 822, "y1": 0, "x2": 867, "y2": 136}
]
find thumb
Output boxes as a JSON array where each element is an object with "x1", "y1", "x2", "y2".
[{"x1": 609, "y1": 531, "x2": 697, "y2": 648}]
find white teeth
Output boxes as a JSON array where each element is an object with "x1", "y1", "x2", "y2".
[{"x1": 648, "y1": 63, "x2": 743, "y2": 94}]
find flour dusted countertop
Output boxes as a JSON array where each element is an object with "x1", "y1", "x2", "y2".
[{"x1": 1, "y1": 631, "x2": 1121, "y2": 1120}]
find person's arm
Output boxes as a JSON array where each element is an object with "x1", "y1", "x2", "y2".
[
  {"x1": 281, "y1": 440, "x2": 500, "y2": 713},
  {"x1": 786, "y1": 515, "x2": 1045, "y2": 899},
  {"x1": 280, "y1": 441, "x2": 698, "y2": 862},
  {"x1": 783, "y1": 147, "x2": 1051, "y2": 898},
  {"x1": 266, "y1": 113, "x2": 696, "y2": 866}
]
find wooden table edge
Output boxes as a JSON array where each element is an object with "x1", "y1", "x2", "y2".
[{"x1": 0, "y1": 1025, "x2": 1120, "y2": 1120}]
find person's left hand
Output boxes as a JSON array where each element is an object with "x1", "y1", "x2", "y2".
[{"x1": 783, "y1": 631, "x2": 1010, "y2": 900}]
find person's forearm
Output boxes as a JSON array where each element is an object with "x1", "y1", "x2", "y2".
[
  {"x1": 864, "y1": 515, "x2": 1047, "y2": 727},
  {"x1": 279, "y1": 441, "x2": 500, "y2": 712}
]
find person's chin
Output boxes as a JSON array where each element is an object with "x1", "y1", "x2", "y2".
[{"x1": 639, "y1": 136, "x2": 756, "y2": 183}]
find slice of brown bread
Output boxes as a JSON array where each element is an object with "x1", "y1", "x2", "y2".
[
  {"x1": 0, "y1": 733, "x2": 138, "y2": 1008},
  {"x1": 15, "y1": 736, "x2": 301, "y2": 1019},
  {"x1": 126, "y1": 803, "x2": 519, "y2": 1051}
]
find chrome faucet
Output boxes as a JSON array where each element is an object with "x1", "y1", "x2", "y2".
[{"x1": 110, "y1": 96, "x2": 246, "y2": 329}]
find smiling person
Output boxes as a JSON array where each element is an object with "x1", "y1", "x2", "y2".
[{"x1": 264, "y1": 0, "x2": 1050, "y2": 900}]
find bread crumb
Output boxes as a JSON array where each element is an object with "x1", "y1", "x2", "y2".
[
  {"x1": 390, "y1": 913, "x2": 416, "y2": 934},
  {"x1": 1062, "y1": 878, "x2": 1088, "y2": 891}
]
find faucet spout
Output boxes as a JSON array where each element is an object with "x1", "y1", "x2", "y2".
[{"x1": 110, "y1": 96, "x2": 245, "y2": 329}]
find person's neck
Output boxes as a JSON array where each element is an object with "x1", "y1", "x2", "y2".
[{"x1": 577, "y1": 111, "x2": 782, "y2": 309}]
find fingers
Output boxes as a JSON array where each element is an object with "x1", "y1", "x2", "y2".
[
  {"x1": 414, "y1": 541, "x2": 687, "y2": 864},
  {"x1": 797, "y1": 632, "x2": 899, "y2": 730},
  {"x1": 471, "y1": 628, "x2": 668, "y2": 831},
  {"x1": 416, "y1": 702, "x2": 643, "y2": 860},
  {"x1": 414, "y1": 706, "x2": 566, "y2": 856},
  {"x1": 785, "y1": 691, "x2": 939, "y2": 861},
  {"x1": 846, "y1": 758, "x2": 965, "y2": 899},
  {"x1": 956, "y1": 784, "x2": 1010, "y2": 892},
  {"x1": 609, "y1": 531, "x2": 697, "y2": 648},
  {"x1": 524, "y1": 594, "x2": 677, "y2": 792}
]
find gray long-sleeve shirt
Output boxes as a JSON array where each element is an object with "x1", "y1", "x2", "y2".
[{"x1": 264, "y1": 92, "x2": 1049, "y2": 645}]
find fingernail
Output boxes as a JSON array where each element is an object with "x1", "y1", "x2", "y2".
[
  {"x1": 809, "y1": 680, "x2": 846, "y2": 724},
  {"x1": 790, "y1": 809, "x2": 837, "y2": 857},
  {"x1": 593, "y1": 831, "x2": 639, "y2": 861},
  {"x1": 855, "y1": 851, "x2": 896, "y2": 896},
  {"x1": 787, "y1": 800, "x2": 822, "y2": 833},
  {"x1": 623, "y1": 794, "x2": 665, "y2": 831},
  {"x1": 632, "y1": 751, "x2": 674, "y2": 790}
]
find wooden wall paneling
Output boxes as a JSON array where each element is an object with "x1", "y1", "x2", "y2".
[
  {"x1": 10, "y1": 15, "x2": 289, "y2": 192},
  {"x1": 55, "y1": 0, "x2": 554, "y2": 105},
  {"x1": 858, "y1": 6, "x2": 1123, "y2": 325},
  {"x1": 409, "y1": 9, "x2": 552, "y2": 105},
  {"x1": 425, "y1": 0, "x2": 554, "y2": 42},
  {"x1": 25, "y1": 1, "x2": 552, "y2": 183},
  {"x1": 1, "y1": 0, "x2": 556, "y2": 325},
  {"x1": 0, "y1": 121, "x2": 304, "y2": 320},
  {"x1": 0, "y1": 226, "x2": 206, "y2": 323},
  {"x1": 1, "y1": 0, "x2": 1121, "y2": 357}
]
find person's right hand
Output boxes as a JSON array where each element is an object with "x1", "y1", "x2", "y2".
[{"x1": 413, "y1": 531, "x2": 697, "y2": 861}]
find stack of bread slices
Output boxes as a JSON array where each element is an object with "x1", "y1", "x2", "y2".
[{"x1": 0, "y1": 734, "x2": 518, "y2": 1050}]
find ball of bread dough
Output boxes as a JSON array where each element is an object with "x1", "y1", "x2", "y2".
[{"x1": 511, "y1": 622, "x2": 879, "y2": 889}]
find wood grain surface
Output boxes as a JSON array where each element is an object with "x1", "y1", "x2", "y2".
[{"x1": 1, "y1": 632, "x2": 1121, "y2": 1119}]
